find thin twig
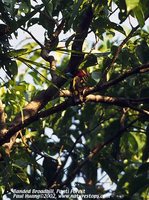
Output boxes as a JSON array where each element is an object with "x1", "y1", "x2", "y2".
[
  {"x1": 100, "y1": 24, "x2": 140, "y2": 83},
  {"x1": 50, "y1": 116, "x2": 104, "y2": 186},
  {"x1": 86, "y1": 63, "x2": 149, "y2": 94},
  {"x1": 20, "y1": 27, "x2": 43, "y2": 48}
]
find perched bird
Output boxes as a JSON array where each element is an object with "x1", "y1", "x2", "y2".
[{"x1": 70, "y1": 69, "x2": 89, "y2": 102}]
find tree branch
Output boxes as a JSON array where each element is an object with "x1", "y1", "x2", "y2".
[
  {"x1": 0, "y1": 99, "x2": 76, "y2": 146},
  {"x1": 1, "y1": 89, "x2": 148, "y2": 149},
  {"x1": 20, "y1": 27, "x2": 43, "y2": 48},
  {"x1": 0, "y1": 100, "x2": 7, "y2": 137},
  {"x1": 99, "y1": 13, "x2": 149, "y2": 84},
  {"x1": 85, "y1": 63, "x2": 149, "y2": 94},
  {"x1": 65, "y1": 6, "x2": 93, "y2": 74},
  {"x1": 50, "y1": 115, "x2": 105, "y2": 186},
  {"x1": 0, "y1": 6, "x2": 93, "y2": 155},
  {"x1": 86, "y1": 94, "x2": 149, "y2": 116},
  {"x1": 100, "y1": 24, "x2": 139, "y2": 82}
]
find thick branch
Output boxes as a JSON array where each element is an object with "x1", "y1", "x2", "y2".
[
  {"x1": 0, "y1": 99, "x2": 75, "y2": 146},
  {"x1": 1, "y1": 84, "x2": 149, "y2": 147},
  {"x1": 86, "y1": 94, "x2": 149, "y2": 116},
  {"x1": 86, "y1": 94, "x2": 149, "y2": 105},
  {"x1": 65, "y1": 6, "x2": 93, "y2": 74},
  {"x1": 1, "y1": 90, "x2": 148, "y2": 156},
  {"x1": 13, "y1": 6, "x2": 93, "y2": 127},
  {"x1": 1, "y1": 91, "x2": 148, "y2": 148},
  {"x1": 0, "y1": 6, "x2": 93, "y2": 155},
  {"x1": 59, "y1": 89, "x2": 149, "y2": 116},
  {"x1": 0, "y1": 100, "x2": 7, "y2": 137}
]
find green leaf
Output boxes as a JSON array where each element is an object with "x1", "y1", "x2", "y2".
[
  {"x1": 12, "y1": 163, "x2": 30, "y2": 184},
  {"x1": 80, "y1": 54, "x2": 97, "y2": 69},
  {"x1": 10, "y1": 60, "x2": 18, "y2": 77},
  {"x1": 2, "y1": 0, "x2": 16, "y2": 16},
  {"x1": 44, "y1": 0, "x2": 53, "y2": 16},
  {"x1": 133, "y1": 6, "x2": 145, "y2": 27},
  {"x1": 128, "y1": 133, "x2": 139, "y2": 153},
  {"x1": 129, "y1": 175, "x2": 149, "y2": 196},
  {"x1": 17, "y1": 172, "x2": 30, "y2": 184},
  {"x1": 29, "y1": 71, "x2": 42, "y2": 85},
  {"x1": 125, "y1": 0, "x2": 140, "y2": 12},
  {"x1": 0, "y1": 185, "x2": 5, "y2": 196},
  {"x1": 16, "y1": 4, "x2": 44, "y2": 29},
  {"x1": 39, "y1": 11, "x2": 55, "y2": 35},
  {"x1": 108, "y1": 22, "x2": 126, "y2": 35},
  {"x1": 14, "y1": 85, "x2": 26, "y2": 93},
  {"x1": 91, "y1": 70, "x2": 101, "y2": 82},
  {"x1": 7, "y1": 49, "x2": 27, "y2": 57},
  {"x1": 68, "y1": 0, "x2": 84, "y2": 28},
  {"x1": 136, "y1": 40, "x2": 149, "y2": 63},
  {"x1": 17, "y1": 57, "x2": 46, "y2": 68},
  {"x1": 142, "y1": 126, "x2": 149, "y2": 161},
  {"x1": 102, "y1": 56, "x2": 112, "y2": 73},
  {"x1": 4, "y1": 60, "x2": 18, "y2": 78},
  {"x1": 19, "y1": 1, "x2": 31, "y2": 14},
  {"x1": 118, "y1": 0, "x2": 127, "y2": 23},
  {"x1": 65, "y1": 34, "x2": 76, "y2": 48}
]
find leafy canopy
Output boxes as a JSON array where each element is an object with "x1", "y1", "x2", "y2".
[{"x1": 0, "y1": 0, "x2": 149, "y2": 199}]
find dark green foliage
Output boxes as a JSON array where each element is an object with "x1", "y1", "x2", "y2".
[
  {"x1": 0, "y1": 0, "x2": 149, "y2": 199},
  {"x1": 43, "y1": 156, "x2": 58, "y2": 187}
]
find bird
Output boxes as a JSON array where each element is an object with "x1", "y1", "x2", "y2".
[{"x1": 70, "y1": 69, "x2": 89, "y2": 102}]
